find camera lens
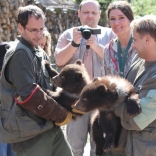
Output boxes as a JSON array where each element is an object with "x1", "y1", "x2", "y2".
[{"x1": 82, "y1": 29, "x2": 91, "y2": 40}]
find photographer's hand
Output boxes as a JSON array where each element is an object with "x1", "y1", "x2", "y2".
[
  {"x1": 86, "y1": 35, "x2": 104, "y2": 58},
  {"x1": 55, "y1": 27, "x2": 82, "y2": 67},
  {"x1": 73, "y1": 27, "x2": 82, "y2": 45}
]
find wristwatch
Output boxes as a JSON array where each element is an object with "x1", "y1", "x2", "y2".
[{"x1": 71, "y1": 40, "x2": 80, "y2": 47}]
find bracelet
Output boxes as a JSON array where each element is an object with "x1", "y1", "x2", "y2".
[{"x1": 71, "y1": 40, "x2": 80, "y2": 47}]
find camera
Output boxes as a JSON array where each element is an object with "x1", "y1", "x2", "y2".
[{"x1": 78, "y1": 27, "x2": 101, "y2": 40}]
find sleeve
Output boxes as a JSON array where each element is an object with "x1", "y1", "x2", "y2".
[
  {"x1": 114, "y1": 75, "x2": 156, "y2": 131},
  {"x1": 5, "y1": 49, "x2": 36, "y2": 99}
]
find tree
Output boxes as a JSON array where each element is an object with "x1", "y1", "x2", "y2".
[{"x1": 131, "y1": 0, "x2": 156, "y2": 18}]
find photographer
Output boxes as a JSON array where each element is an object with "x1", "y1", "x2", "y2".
[{"x1": 54, "y1": 0, "x2": 116, "y2": 155}]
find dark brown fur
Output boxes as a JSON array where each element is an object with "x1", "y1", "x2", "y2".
[
  {"x1": 45, "y1": 59, "x2": 90, "y2": 119},
  {"x1": 74, "y1": 76, "x2": 141, "y2": 155}
]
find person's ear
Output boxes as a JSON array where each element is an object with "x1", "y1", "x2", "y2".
[
  {"x1": 78, "y1": 9, "x2": 80, "y2": 18},
  {"x1": 18, "y1": 23, "x2": 24, "y2": 34},
  {"x1": 99, "y1": 10, "x2": 101, "y2": 17},
  {"x1": 145, "y1": 35, "x2": 151, "y2": 46}
]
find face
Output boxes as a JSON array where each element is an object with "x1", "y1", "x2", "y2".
[
  {"x1": 109, "y1": 9, "x2": 130, "y2": 37},
  {"x1": 132, "y1": 29, "x2": 146, "y2": 59},
  {"x1": 18, "y1": 15, "x2": 44, "y2": 48},
  {"x1": 78, "y1": 2, "x2": 101, "y2": 28},
  {"x1": 39, "y1": 36, "x2": 47, "y2": 49}
]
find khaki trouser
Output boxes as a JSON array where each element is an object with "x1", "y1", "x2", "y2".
[{"x1": 16, "y1": 126, "x2": 73, "y2": 156}]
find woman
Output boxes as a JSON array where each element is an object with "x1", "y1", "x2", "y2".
[
  {"x1": 103, "y1": 1, "x2": 138, "y2": 156},
  {"x1": 39, "y1": 27, "x2": 52, "y2": 57},
  {"x1": 104, "y1": 1, "x2": 137, "y2": 78}
]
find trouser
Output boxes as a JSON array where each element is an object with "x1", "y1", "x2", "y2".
[
  {"x1": 0, "y1": 141, "x2": 15, "y2": 156},
  {"x1": 67, "y1": 111, "x2": 96, "y2": 156},
  {"x1": 16, "y1": 126, "x2": 73, "y2": 156},
  {"x1": 104, "y1": 152, "x2": 125, "y2": 156}
]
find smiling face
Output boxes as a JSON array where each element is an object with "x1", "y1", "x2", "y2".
[
  {"x1": 109, "y1": 9, "x2": 130, "y2": 37},
  {"x1": 18, "y1": 15, "x2": 44, "y2": 48},
  {"x1": 78, "y1": 1, "x2": 101, "y2": 28}
]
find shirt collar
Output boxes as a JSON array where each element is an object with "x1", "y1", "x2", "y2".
[
  {"x1": 111, "y1": 38, "x2": 133, "y2": 53},
  {"x1": 18, "y1": 36, "x2": 36, "y2": 53}
]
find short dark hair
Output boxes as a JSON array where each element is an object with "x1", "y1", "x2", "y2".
[
  {"x1": 131, "y1": 15, "x2": 156, "y2": 41},
  {"x1": 107, "y1": 1, "x2": 134, "y2": 22},
  {"x1": 17, "y1": 5, "x2": 46, "y2": 28}
]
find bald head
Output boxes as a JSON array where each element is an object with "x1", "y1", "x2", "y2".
[{"x1": 79, "y1": 0, "x2": 100, "y2": 11}]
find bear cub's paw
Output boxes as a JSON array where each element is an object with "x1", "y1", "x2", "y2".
[
  {"x1": 126, "y1": 94, "x2": 142, "y2": 117},
  {"x1": 103, "y1": 141, "x2": 114, "y2": 153}
]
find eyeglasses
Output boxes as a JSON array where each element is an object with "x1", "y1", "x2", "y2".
[{"x1": 25, "y1": 26, "x2": 44, "y2": 34}]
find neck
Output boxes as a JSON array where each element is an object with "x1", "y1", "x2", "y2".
[
  {"x1": 145, "y1": 54, "x2": 156, "y2": 61},
  {"x1": 118, "y1": 33, "x2": 131, "y2": 48},
  {"x1": 145, "y1": 45, "x2": 156, "y2": 61}
]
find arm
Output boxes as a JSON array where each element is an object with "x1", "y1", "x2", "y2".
[
  {"x1": 6, "y1": 50, "x2": 72, "y2": 125},
  {"x1": 86, "y1": 34, "x2": 104, "y2": 59},
  {"x1": 114, "y1": 76, "x2": 156, "y2": 131},
  {"x1": 86, "y1": 28, "x2": 116, "y2": 59},
  {"x1": 54, "y1": 27, "x2": 82, "y2": 67}
]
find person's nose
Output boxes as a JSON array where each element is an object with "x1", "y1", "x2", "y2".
[
  {"x1": 36, "y1": 31, "x2": 43, "y2": 37},
  {"x1": 88, "y1": 12, "x2": 93, "y2": 17},
  {"x1": 114, "y1": 19, "x2": 120, "y2": 25}
]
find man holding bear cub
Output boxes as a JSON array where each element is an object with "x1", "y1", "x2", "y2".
[{"x1": 0, "y1": 5, "x2": 73, "y2": 156}]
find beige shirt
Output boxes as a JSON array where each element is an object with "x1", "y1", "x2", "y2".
[{"x1": 55, "y1": 26, "x2": 116, "y2": 79}]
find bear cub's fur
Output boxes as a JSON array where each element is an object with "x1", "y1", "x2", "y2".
[
  {"x1": 73, "y1": 76, "x2": 141, "y2": 155},
  {"x1": 45, "y1": 59, "x2": 90, "y2": 118}
]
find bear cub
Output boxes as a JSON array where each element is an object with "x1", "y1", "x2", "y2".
[
  {"x1": 45, "y1": 59, "x2": 90, "y2": 118},
  {"x1": 73, "y1": 76, "x2": 141, "y2": 155}
]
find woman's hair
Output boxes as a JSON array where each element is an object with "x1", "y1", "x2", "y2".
[
  {"x1": 131, "y1": 15, "x2": 156, "y2": 41},
  {"x1": 107, "y1": 1, "x2": 134, "y2": 22},
  {"x1": 42, "y1": 28, "x2": 51, "y2": 57},
  {"x1": 17, "y1": 5, "x2": 46, "y2": 28}
]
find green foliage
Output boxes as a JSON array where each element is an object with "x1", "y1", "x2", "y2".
[{"x1": 131, "y1": 0, "x2": 156, "y2": 18}]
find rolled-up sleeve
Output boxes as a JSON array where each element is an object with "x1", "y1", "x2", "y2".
[
  {"x1": 134, "y1": 89, "x2": 156, "y2": 130},
  {"x1": 114, "y1": 75, "x2": 156, "y2": 131}
]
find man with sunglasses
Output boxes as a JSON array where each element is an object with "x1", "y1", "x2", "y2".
[{"x1": 0, "y1": 5, "x2": 73, "y2": 156}]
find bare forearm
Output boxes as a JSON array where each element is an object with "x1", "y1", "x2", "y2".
[
  {"x1": 92, "y1": 44, "x2": 104, "y2": 59},
  {"x1": 55, "y1": 42, "x2": 78, "y2": 67},
  {"x1": 86, "y1": 35, "x2": 104, "y2": 59}
]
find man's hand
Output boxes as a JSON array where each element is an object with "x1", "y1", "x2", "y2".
[
  {"x1": 55, "y1": 112, "x2": 73, "y2": 126},
  {"x1": 72, "y1": 27, "x2": 82, "y2": 45},
  {"x1": 85, "y1": 34, "x2": 104, "y2": 58},
  {"x1": 85, "y1": 34, "x2": 98, "y2": 50}
]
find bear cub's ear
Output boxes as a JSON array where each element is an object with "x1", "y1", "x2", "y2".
[
  {"x1": 97, "y1": 84, "x2": 107, "y2": 96},
  {"x1": 75, "y1": 59, "x2": 82, "y2": 65},
  {"x1": 92, "y1": 77, "x2": 100, "y2": 82}
]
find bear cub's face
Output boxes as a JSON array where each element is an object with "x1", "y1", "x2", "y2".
[
  {"x1": 52, "y1": 60, "x2": 90, "y2": 94},
  {"x1": 74, "y1": 77, "x2": 118, "y2": 112}
]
